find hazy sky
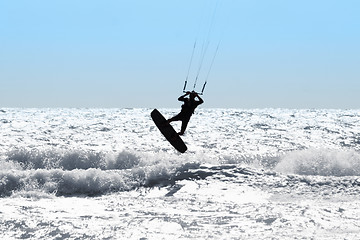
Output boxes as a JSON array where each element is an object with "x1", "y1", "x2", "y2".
[{"x1": 1, "y1": 0, "x2": 359, "y2": 108}]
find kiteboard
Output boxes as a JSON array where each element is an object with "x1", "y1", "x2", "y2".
[{"x1": 151, "y1": 109, "x2": 187, "y2": 153}]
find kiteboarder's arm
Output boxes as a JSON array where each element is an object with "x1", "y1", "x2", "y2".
[
  {"x1": 195, "y1": 93, "x2": 204, "y2": 105},
  {"x1": 178, "y1": 92, "x2": 190, "y2": 101}
]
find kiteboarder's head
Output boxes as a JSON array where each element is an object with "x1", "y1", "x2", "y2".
[{"x1": 190, "y1": 91, "x2": 197, "y2": 100}]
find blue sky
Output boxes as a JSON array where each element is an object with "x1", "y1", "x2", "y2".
[{"x1": 1, "y1": 0, "x2": 359, "y2": 108}]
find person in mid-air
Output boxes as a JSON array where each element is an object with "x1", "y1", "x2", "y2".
[{"x1": 167, "y1": 91, "x2": 204, "y2": 135}]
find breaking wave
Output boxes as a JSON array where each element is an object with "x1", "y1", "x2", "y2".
[
  {"x1": 3, "y1": 148, "x2": 142, "y2": 170},
  {"x1": 0, "y1": 148, "x2": 202, "y2": 197},
  {"x1": 2, "y1": 147, "x2": 360, "y2": 197},
  {"x1": 275, "y1": 148, "x2": 360, "y2": 176}
]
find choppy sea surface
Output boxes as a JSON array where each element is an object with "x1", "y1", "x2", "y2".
[{"x1": 1, "y1": 108, "x2": 360, "y2": 239}]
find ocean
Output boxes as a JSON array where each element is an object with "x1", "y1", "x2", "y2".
[{"x1": 1, "y1": 108, "x2": 360, "y2": 239}]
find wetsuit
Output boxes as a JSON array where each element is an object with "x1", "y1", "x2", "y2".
[{"x1": 168, "y1": 93, "x2": 204, "y2": 135}]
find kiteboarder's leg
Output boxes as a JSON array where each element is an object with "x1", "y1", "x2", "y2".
[
  {"x1": 178, "y1": 117, "x2": 191, "y2": 135},
  {"x1": 167, "y1": 113, "x2": 183, "y2": 123}
]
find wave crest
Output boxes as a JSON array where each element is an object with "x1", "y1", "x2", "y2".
[
  {"x1": 0, "y1": 149, "x2": 202, "y2": 197},
  {"x1": 275, "y1": 148, "x2": 360, "y2": 176},
  {"x1": 4, "y1": 148, "x2": 141, "y2": 170}
]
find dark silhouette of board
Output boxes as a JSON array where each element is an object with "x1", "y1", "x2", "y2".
[{"x1": 151, "y1": 109, "x2": 187, "y2": 153}]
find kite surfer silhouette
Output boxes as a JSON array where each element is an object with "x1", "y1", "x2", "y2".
[{"x1": 167, "y1": 91, "x2": 204, "y2": 135}]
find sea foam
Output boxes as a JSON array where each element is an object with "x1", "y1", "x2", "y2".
[{"x1": 275, "y1": 148, "x2": 360, "y2": 176}]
